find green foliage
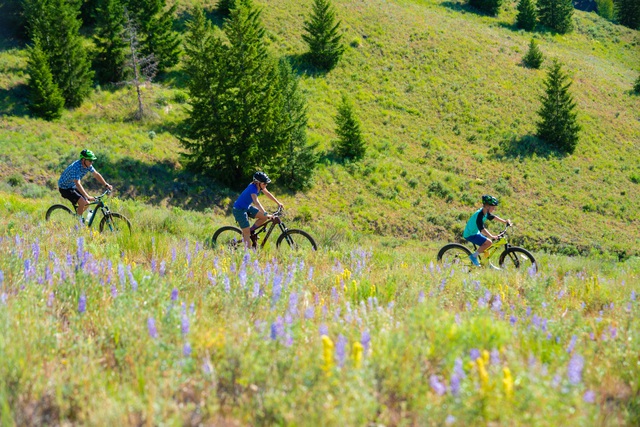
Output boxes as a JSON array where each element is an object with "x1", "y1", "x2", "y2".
[
  {"x1": 614, "y1": 0, "x2": 640, "y2": 29},
  {"x1": 523, "y1": 38, "x2": 544, "y2": 69},
  {"x1": 516, "y1": 0, "x2": 538, "y2": 31},
  {"x1": 333, "y1": 95, "x2": 365, "y2": 161},
  {"x1": 273, "y1": 59, "x2": 319, "y2": 191},
  {"x1": 302, "y1": 0, "x2": 345, "y2": 70},
  {"x1": 634, "y1": 74, "x2": 640, "y2": 93},
  {"x1": 469, "y1": 0, "x2": 504, "y2": 16},
  {"x1": 536, "y1": 60, "x2": 580, "y2": 154},
  {"x1": 92, "y1": 0, "x2": 128, "y2": 84},
  {"x1": 26, "y1": 40, "x2": 64, "y2": 120},
  {"x1": 181, "y1": 2, "x2": 285, "y2": 186},
  {"x1": 537, "y1": 0, "x2": 574, "y2": 33},
  {"x1": 595, "y1": 0, "x2": 615, "y2": 20},
  {"x1": 23, "y1": 0, "x2": 94, "y2": 108}
]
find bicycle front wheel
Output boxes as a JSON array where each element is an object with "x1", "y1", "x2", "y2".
[
  {"x1": 276, "y1": 229, "x2": 317, "y2": 252},
  {"x1": 499, "y1": 247, "x2": 537, "y2": 273},
  {"x1": 99, "y1": 212, "x2": 132, "y2": 235},
  {"x1": 212, "y1": 226, "x2": 244, "y2": 250},
  {"x1": 437, "y1": 243, "x2": 473, "y2": 268},
  {"x1": 45, "y1": 204, "x2": 80, "y2": 230}
]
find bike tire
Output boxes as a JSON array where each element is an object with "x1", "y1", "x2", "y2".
[
  {"x1": 45, "y1": 204, "x2": 79, "y2": 229},
  {"x1": 276, "y1": 229, "x2": 317, "y2": 251},
  {"x1": 99, "y1": 212, "x2": 132, "y2": 235},
  {"x1": 212, "y1": 226, "x2": 244, "y2": 250},
  {"x1": 499, "y1": 247, "x2": 537, "y2": 273},
  {"x1": 437, "y1": 243, "x2": 473, "y2": 267}
]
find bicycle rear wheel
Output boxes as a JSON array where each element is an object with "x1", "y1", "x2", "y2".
[
  {"x1": 499, "y1": 247, "x2": 537, "y2": 273},
  {"x1": 276, "y1": 229, "x2": 317, "y2": 252},
  {"x1": 437, "y1": 243, "x2": 473, "y2": 268},
  {"x1": 45, "y1": 204, "x2": 80, "y2": 230},
  {"x1": 212, "y1": 226, "x2": 244, "y2": 250},
  {"x1": 99, "y1": 212, "x2": 132, "y2": 235}
]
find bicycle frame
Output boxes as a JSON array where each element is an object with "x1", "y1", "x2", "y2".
[
  {"x1": 251, "y1": 207, "x2": 291, "y2": 249},
  {"x1": 469, "y1": 225, "x2": 512, "y2": 261},
  {"x1": 72, "y1": 189, "x2": 112, "y2": 228}
]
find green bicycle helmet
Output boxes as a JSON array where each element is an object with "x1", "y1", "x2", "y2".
[
  {"x1": 80, "y1": 149, "x2": 97, "y2": 161},
  {"x1": 482, "y1": 194, "x2": 499, "y2": 206}
]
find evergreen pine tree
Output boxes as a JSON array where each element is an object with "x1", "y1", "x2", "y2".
[
  {"x1": 334, "y1": 95, "x2": 365, "y2": 160},
  {"x1": 181, "y1": 1, "x2": 284, "y2": 185},
  {"x1": 273, "y1": 59, "x2": 318, "y2": 190},
  {"x1": 523, "y1": 38, "x2": 544, "y2": 68},
  {"x1": 537, "y1": 0, "x2": 574, "y2": 33},
  {"x1": 23, "y1": 0, "x2": 94, "y2": 108},
  {"x1": 469, "y1": 0, "x2": 503, "y2": 16},
  {"x1": 634, "y1": 74, "x2": 640, "y2": 93},
  {"x1": 93, "y1": 0, "x2": 128, "y2": 84},
  {"x1": 516, "y1": 0, "x2": 538, "y2": 30},
  {"x1": 595, "y1": 0, "x2": 615, "y2": 20},
  {"x1": 26, "y1": 40, "x2": 64, "y2": 120},
  {"x1": 302, "y1": 0, "x2": 345, "y2": 70},
  {"x1": 217, "y1": 0, "x2": 237, "y2": 15},
  {"x1": 614, "y1": 0, "x2": 640, "y2": 29},
  {"x1": 536, "y1": 60, "x2": 580, "y2": 153}
]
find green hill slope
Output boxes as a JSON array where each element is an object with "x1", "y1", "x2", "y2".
[{"x1": 1, "y1": 0, "x2": 639, "y2": 256}]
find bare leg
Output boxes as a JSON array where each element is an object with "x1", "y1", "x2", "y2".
[{"x1": 77, "y1": 198, "x2": 89, "y2": 216}]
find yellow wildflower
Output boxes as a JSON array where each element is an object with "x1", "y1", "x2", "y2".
[
  {"x1": 503, "y1": 367, "x2": 514, "y2": 399},
  {"x1": 352, "y1": 342, "x2": 364, "y2": 368},
  {"x1": 322, "y1": 335, "x2": 334, "y2": 373}
]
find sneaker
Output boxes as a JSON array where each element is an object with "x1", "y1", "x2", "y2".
[{"x1": 469, "y1": 253, "x2": 481, "y2": 267}]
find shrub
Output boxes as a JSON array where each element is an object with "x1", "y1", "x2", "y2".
[
  {"x1": 516, "y1": 0, "x2": 538, "y2": 30},
  {"x1": 523, "y1": 38, "x2": 544, "y2": 69}
]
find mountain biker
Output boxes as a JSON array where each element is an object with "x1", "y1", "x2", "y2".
[
  {"x1": 464, "y1": 195, "x2": 512, "y2": 267},
  {"x1": 232, "y1": 172, "x2": 284, "y2": 248},
  {"x1": 58, "y1": 149, "x2": 112, "y2": 219}
]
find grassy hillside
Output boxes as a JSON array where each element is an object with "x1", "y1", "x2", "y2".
[{"x1": 0, "y1": 0, "x2": 639, "y2": 257}]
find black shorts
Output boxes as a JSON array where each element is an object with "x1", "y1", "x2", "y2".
[{"x1": 59, "y1": 187, "x2": 84, "y2": 206}]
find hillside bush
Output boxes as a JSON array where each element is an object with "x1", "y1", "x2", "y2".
[
  {"x1": 523, "y1": 38, "x2": 544, "y2": 69},
  {"x1": 333, "y1": 95, "x2": 366, "y2": 161},
  {"x1": 595, "y1": 0, "x2": 615, "y2": 20},
  {"x1": 302, "y1": 0, "x2": 345, "y2": 70},
  {"x1": 469, "y1": 0, "x2": 504, "y2": 16},
  {"x1": 516, "y1": 0, "x2": 538, "y2": 30},
  {"x1": 536, "y1": 61, "x2": 580, "y2": 154}
]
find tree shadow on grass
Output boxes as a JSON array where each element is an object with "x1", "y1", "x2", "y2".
[
  {"x1": 491, "y1": 134, "x2": 568, "y2": 160},
  {"x1": 0, "y1": 84, "x2": 29, "y2": 117},
  {"x1": 53, "y1": 154, "x2": 236, "y2": 213},
  {"x1": 284, "y1": 53, "x2": 330, "y2": 78}
]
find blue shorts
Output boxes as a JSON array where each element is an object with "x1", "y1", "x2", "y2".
[
  {"x1": 465, "y1": 233, "x2": 488, "y2": 246},
  {"x1": 233, "y1": 206, "x2": 259, "y2": 229}
]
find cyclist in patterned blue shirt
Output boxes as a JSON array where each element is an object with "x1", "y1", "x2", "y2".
[
  {"x1": 58, "y1": 149, "x2": 112, "y2": 218},
  {"x1": 464, "y1": 195, "x2": 511, "y2": 267},
  {"x1": 233, "y1": 172, "x2": 283, "y2": 248}
]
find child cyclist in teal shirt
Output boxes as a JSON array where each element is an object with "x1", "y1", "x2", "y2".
[
  {"x1": 464, "y1": 195, "x2": 511, "y2": 266},
  {"x1": 233, "y1": 172, "x2": 284, "y2": 248}
]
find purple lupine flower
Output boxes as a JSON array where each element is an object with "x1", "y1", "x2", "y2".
[
  {"x1": 526, "y1": 306, "x2": 532, "y2": 316},
  {"x1": 319, "y1": 324, "x2": 329, "y2": 337},
  {"x1": 307, "y1": 266, "x2": 314, "y2": 281},
  {"x1": 510, "y1": 315, "x2": 518, "y2": 325},
  {"x1": 470, "y1": 349, "x2": 480, "y2": 361},
  {"x1": 454, "y1": 358, "x2": 466, "y2": 379},
  {"x1": 418, "y1": 290, "x2": 425, "y2": 303},
  {"x1": 151, "y1": 258, "x2": 156, "y2": 273},
  {"x1": 32, "y1": 241, "x2": 40, "y2": 263},
  {"x1": 440, "y1": 278, "x2": 447, "y2": 291},
  {"x1": 159, "y1": 261, "x2": 166, "y2": 276},
  {"x1": 551, "y1": 373, "x2": 561, "y2": 388},
  {"x1": 304, "y1": 306, "x2": 315, "y2": 319},
  {"x1": 171, "y1": 288, "x2": 179, "y2": 301},
  {"x1": 566, "y1": 335, "x2": 577, "y2": 353},
  {"x1": 490, "y1": 349, "x2": 500, "y2": 365},
  {"x1": 284, "y1": 313, "x2": 293, "y2": 325},
  {"x1": 361, "y1": 330, "x2": 371, "y2": 352},
  {"x1": 491, "y1": 295, "x2": 502, "y2": 312},
  {"x1": 0, "y1": 270, "x2": 3, "y2": 286},
  {"x1": 529, "y1": 354, "x2": 537, "y2": 368},
  {"x1": 181, "y1": 314, "x2": 190, "y2": 336},
  {"x1": 449, "y1": 373, "x2": 461, "y2": 396},
  {"x1": 583, "y1": 390, "x2": 595, "y2": 403},
  {"x1": 252, "y1": 281, "x2": 260, "y2": 299},
  {"x1": 0, "y1": 293, "x2": 6, "y2": 305},
  {"x1": 445, "y1": 415, "x2": 456, "y2": 425},
  {"x1": 289, "y1": 292, "x2": 298, "y2": 314},
  {"x1": 239, "y1": 266, "x2": 247, "y2": 288},
  {"x1": 285, "y1": 333, "x2": 293, "y2": 347},
  {"x1": 224, "y1": 275, "x2": 231, "y2": 293},
  {"x1": 118, "y1": 264, "x2": 126, "y2": 286},
  {"x1": 183, "y1": 342, "x2": 192, "y2": 357},
  {"x1": 128, "y1": 267, "x2": 138, "y2": 291},
  {"x1": 271, "y1": 317, "x2": 284, "y2": 340},
  {"x1": 430, "y1": 375, "x2": 446, "y2": 396},
  {"x1": 111, "y1": 285, "x2": 118, "y2": 298},
  {"x1": 335, "y1": 335, "x2": 347, "y2": 367},
  {"x1": 331, "y1": 287, "x2": 339, "y2": 302},
  {"x1": 610, "y1": 327, "x2": 617, "y2": 339},
  {"x1": 147, "y1": 317, "x2": 158, "y2": 338},
  {"x1": 567, "y1": 354, "x2": 584, "y2": 385},
  {"x1": 388, "y1": 301, "x2": 395, "y2": 310},
  {"x1": 171, "y1": 247, "x2": 177, "y2": 262},
  {"x1": 78, "y1": 293, "x2": 87, "y2": 313},
  {"x1": 631, "y1": 291, "x2": 637, "y2": 301}
]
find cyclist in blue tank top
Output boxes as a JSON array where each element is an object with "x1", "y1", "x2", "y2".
[
  {"x1": 232, "y1": 172, "x2": 284, "y2": 248},
  {"x1": 464, "y1": 195, "x2": 511, "y2": 266}
]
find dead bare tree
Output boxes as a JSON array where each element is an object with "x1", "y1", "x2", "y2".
[{"x1": 122, "y1": 8, "x2": 157, "y2": 120}]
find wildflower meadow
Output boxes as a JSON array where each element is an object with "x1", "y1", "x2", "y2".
[{"x1": 0, "y1": 207, "x2": 639, "y2": 426}]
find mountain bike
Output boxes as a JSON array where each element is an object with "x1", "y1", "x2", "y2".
[
  {"x1": 212, "y1": 206, "x2": 317, "y2": 252},
  {"x1": 45, "y1": 189, "x2": 132, "y2": 234},
  {"x1": 437, "y1": 224, "x2": 537, "y2": 272}
]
